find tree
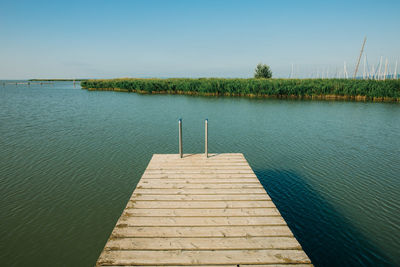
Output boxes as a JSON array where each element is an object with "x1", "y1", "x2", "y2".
[{"x1": 254, "y1": 63, "x2": 272, "y2": 79}]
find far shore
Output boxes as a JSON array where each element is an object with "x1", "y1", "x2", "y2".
[{"x1": 28, "y1": 79, "x2": 86, "y2": 81}]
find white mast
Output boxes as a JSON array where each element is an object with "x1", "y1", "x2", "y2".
[
  {"x1": 344, "y1": 61, "x2": 348, "y2": 79},
  {"x1": 354, "y1": 36, "x2": 367, "y2": 79},
  {"x1": 395, "y1": 60, "x2": 398, "y2": 79},
  {"x1": 290, "y1": 63, "x2": 294, "y2": 78},
  {"x1": 383, "y1": 58, "x2": 388, "y2": 80},
  {"x1": 378, "y1": 56, "x2": 383, "y2": 80}
]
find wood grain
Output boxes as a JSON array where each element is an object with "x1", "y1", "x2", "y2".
[{"x1": 96, "y1": 153, "x2": 311, "y2": 266}]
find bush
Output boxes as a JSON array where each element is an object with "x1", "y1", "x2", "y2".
[{"x1": 254, "y1": 63, "x2": 272, "y2": 79}]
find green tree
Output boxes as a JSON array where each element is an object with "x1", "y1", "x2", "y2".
[{"x1": 254, "y1": 63, "x2": 272, "y2": 79}]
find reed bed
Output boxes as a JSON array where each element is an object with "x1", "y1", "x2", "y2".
[{"x1": 81, "y1": 78, "x2": 400, "y2": 101}]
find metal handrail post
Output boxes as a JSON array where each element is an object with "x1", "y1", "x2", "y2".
[
  {"x1": 178, "y1": 119, "x2": 183, "y2": 158},
  {"x1": 205, "y1": 119, "x2": 208, "y2": 158}
]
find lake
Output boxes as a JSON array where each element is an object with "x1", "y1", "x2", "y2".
[{"x1": 0, "y1": 81, "x2": 399, "y2": 266}]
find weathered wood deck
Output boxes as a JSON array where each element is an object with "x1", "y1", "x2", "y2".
[{"x1": 96, "y1": 153, "x2": 312, "y2": 266}]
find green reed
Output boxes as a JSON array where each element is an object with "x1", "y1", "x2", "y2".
[{"x1": 81, "y1": 78, "x2": 400, "y2": 100}]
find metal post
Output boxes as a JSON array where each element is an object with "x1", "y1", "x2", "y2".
[
  {"x1": 178, "y1": 119, "x2": 183, "y2": 158},
  {"x1": 205, "y1": 119, "x2": 208, "y2": 158}
]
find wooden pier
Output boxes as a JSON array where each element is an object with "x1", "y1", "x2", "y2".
[{"x1": 96, "y1": 153, "x2": 312, "y2": 266}]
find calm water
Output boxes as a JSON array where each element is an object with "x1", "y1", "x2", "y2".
[{"x1": 1, "y1": 81, "x2": 399, "y2": 266}]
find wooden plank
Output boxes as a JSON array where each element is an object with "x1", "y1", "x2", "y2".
[
  {"x1": 145, "y1": 171, "x2": 253, "y2": 175},
  {"x1": 111, "y1": 225, "x2": 294, "y2": 238},
  {"x1": 105, "y1": 237, "x2": 302, "y2": 250},
  {"x1": 131, "y1": 194, "x2": 271, "y2": 201},
  {"x1": 148, "y1": 161, "x2": 251, "y2": 166},
  {"x1": 152, "y1": 153, "x2": 244, "y2": 157},
  {"x1": 117, "y1": 216, "x2": 287, "y2": 226},
  {"x1": 148, "y1": 163, "x2": 250, "y2": 166},
  {"x1": 134, "y1": 188, "x2": 266, "y2": 195},
  {"x1": 149, "y1": 158, "x2": 249, "y2": 163},
  {"x1": 124, "y1": 208, "x2": 280, "y2": 217},
  {"x1": 152, "y1": 158, "x2": 246, "y2": 161},
  {"x1": 151, "y1": 153, "x2": 244, "y2": 159},
  {"x1": 138, "y1": 178, "x2": 260, "y2": 183},
  {"x1": 136, "y1": 183, "x2": 263, "y2": 189},
  {"x1": 149, "y1": 162, "x2": 249, "y2": 166},
  {"x1": 142, "y1": 173, "x2": 257, "y2": 178},
  {"x1": 127, "y1": 200, "x2": 275, "y2": 209},
  {"x1": 149, "y1": 159, "x2": 249, "y2": 163},
  {"x1": 146, "y1": 166, "x2": 252, "y2": 170},
  {"x1": 97, "y1": 250, "x2": 311, "y2": 265},
  {"x1": 137, "y1": 182, "x2": 262, "y2": 187}
]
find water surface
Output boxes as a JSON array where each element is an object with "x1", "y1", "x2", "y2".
[{"x1": 0, "y1": 81, "x2": 399, "y2": 266}]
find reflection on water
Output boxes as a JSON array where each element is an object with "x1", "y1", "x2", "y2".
[
  {"x1": 0, "y1": 81, "x2": 399, "y2": 266},
  {"x1": 255, "y1": 169, "x2": 393, "y2": 266}
]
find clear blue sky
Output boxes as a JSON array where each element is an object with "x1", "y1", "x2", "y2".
[{"x1": 1, "y1": 0, "x2": 399, "y2": 79}]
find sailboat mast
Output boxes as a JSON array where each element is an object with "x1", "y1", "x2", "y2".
[
  {"x1": 378, "y1": 56, "x2": 383, "y2": 80},
  {"x1": 383, "y1": 58, "x2": 388, "y2": 80},
  {"x1": 290, "y1": 63, "x2": 294, "y2": 79},
  {"x1": 354, "y1": 36, "x2": 367, "y2": 79}
]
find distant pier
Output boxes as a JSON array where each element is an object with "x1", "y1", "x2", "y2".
[{"x1": 3, "y1": 82, "x2": 54, "y2": 86}]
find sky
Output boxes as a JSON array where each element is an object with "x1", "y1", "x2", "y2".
[{"x1": 0, "y1": 0, "x2": 399, "y2": 79}]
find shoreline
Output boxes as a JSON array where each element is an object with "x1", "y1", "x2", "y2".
[{"x1": 82, "y1": 87, "x2": 400, "y2": 102}]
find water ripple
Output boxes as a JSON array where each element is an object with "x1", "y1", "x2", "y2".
[{"x1": 0, "y1": 82, "x2": 399, "y2": 266}]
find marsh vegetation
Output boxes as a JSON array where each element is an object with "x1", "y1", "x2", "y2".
[{"x1": 81, "y1": 78, "x2": 400, "y2": 101}]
